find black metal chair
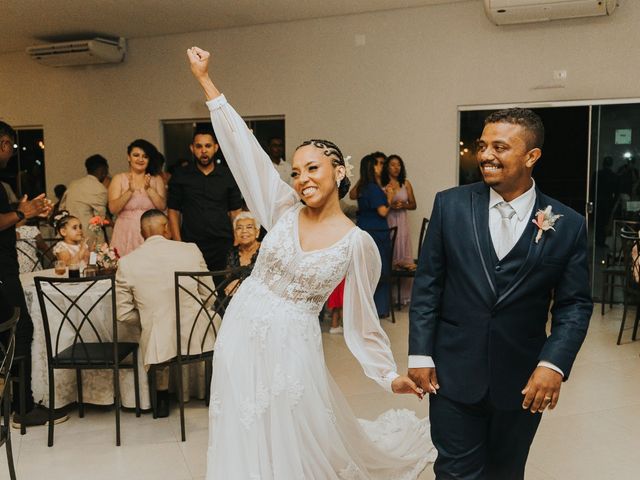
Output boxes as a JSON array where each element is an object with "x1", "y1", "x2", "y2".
[
  {"x1": 366, "y1": 227, "x2": 398, "y2": 323},
  {"x1": 34, "y1": 274, "x2": 141, "y2": 447},
  {"x1": 391, "y1": 217, "x2": 429, "y2": 309},
  {"x1": 0, "y1": 307, "x2": 19, "y2": 480},
  {"x1": 148, "y1": 268, "x2": 246, "y2": 441},
  {"x1": 617, "y1": 231, "x2": 640, "y2": 344},
  {"x1": 601, "y1": 220, "x2": 640, "y2": 314}
]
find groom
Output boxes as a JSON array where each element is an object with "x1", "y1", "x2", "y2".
[{"x1": 408, "y1": 108, "x2": 592, "y2": 479}]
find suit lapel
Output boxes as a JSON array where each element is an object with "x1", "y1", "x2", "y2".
[
  {"x1": 494, "y1": 189, "x2": 548, "y2": 308},
  {"x1": 471, "y1": 185, "x2": 498, "y2": 306}
]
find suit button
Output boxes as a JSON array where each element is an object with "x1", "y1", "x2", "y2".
[{"x1": 495, "y1": 265, "x2": 502, "y2": 272}]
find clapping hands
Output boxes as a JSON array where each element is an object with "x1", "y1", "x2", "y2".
[{"x1": 18, "y1": 193, "x2": 52, "y2": 219}]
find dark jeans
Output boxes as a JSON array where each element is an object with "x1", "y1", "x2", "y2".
[
  {"x1": 429, "y1": 393, "x2": 542, "y2": 480},
  {"x1": 0, "y1": 271, "x2": 35, "y2": 413}
]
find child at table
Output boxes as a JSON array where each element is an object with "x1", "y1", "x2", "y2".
[{"x1": 51, "y1": 211, "x2": 92, "y2": 269}]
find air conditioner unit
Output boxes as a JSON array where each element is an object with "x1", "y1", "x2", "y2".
[
  {"x1": 26, "y1": 37, "x2": 126, "y2": 67},
  {"x1": 484, "y1": 0, "x2": 618, "y2": 25}
]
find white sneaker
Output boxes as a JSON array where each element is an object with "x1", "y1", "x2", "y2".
[{"x1": 329, "y1": 326, "x2": 343, "y2": 334}]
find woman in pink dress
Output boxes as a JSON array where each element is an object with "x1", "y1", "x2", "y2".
[
  {"x1": 108, "y1": 139, "x2": 166, "y2": 256},
  {"x1": 382, "y1": 154, "x2": 417, "y2": 305}
]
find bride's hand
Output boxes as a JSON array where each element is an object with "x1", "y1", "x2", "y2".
[
  {"x1": 187, "y1": 46, "x2": 211, "y2": 79},
  {"x1": 391, "y1": 375, "x2": 424, "y2": 399}
]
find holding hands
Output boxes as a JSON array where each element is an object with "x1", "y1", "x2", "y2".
[{"x1": 391, "y1": 375, "x2": 424, "y2": 399}]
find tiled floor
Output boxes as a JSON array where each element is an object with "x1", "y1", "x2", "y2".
[{"x1": 1, "y1": 305, "x2": 639, "y2": 479}]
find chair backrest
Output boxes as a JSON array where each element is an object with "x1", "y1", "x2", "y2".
[
  {"x1": 620, "y1": 232, "x2": 640, "y2": 288},
  {"x1": 16, "y1": 237, "x2": 58, "y2": 272},
  {"x1": 0, "y1": 308, "x2": 20, "y2": 402},
  {"x1": 174, "y1": 268, "x2": 248, "y2": 359},
  {"x1": 16, "y1": 239, "x2": 42, "y2": 272},
  {"x1": 610, "y1": 220, "x2": 640, "y2": 265},
  {"x1": 35, "y1": 275, "x2": 117, "y2": 367},
  {"x1": 417, "y1": 217, "x2": 430, "y2": 260}
]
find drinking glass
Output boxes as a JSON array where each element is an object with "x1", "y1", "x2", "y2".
[
  {"x1": 54, "y1": 261, "x2": 67, "y2": 276},
  {"x1": 68, "y1": 263, "x2": 81, "y2": 279}
]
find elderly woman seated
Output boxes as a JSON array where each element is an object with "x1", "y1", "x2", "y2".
[{"x1": 225, "y1": 211, "x2": 261, "y2": 295}]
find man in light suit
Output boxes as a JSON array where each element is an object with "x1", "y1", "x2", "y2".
[
  {"x1": 61, "y1": 154, "x2": 109, "y2": 242},
  {"x1": 116, "y1": 209, "x2": 215, "y2": 417},
  {"x1": 409, "y1": 108, "x2": 592, "y2": 479}
]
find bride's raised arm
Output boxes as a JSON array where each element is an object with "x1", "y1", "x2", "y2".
[{"x1": 187, "y1": 47, "x2": 298, "y2": 230}]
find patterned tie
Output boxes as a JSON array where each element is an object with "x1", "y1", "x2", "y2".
[{"x1": 495, "y1": 202, "x2": 517, "y2": 260}]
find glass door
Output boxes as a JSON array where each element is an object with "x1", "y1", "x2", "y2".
[{"x1": 589, "y1": 103, "x2": 640, "y2": 302}]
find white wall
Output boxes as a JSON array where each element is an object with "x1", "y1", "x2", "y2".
[{"x1": 1, "y1": 0, "x2": 639, "y2": 241}]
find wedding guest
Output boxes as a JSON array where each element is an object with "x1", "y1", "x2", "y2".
[
  {"x1": 51, "y1": 211, "x2": 91, "y2": 270},
  {"x1": 354, "y1": 154, "x2": 395, "y2": 318},
  {"x1": 168, "y1": 128, "x2": 242, "y2": 271},
  {"x1": 382, "y1": 154, "x2": 417, "y2": 305},
  {"x1": 51, "y1": 183, "x2": 67, "y2": 219},
  {"x1": 267, "y1": 136, "x2": 291, "y2": 184},
  {"x1": 61, "y1": 154, "x2": 109, "y2": 243},
  {"x1": 109, "y1": 139, "x2": 166, "y2": 256},
  {"x1": 15, "y1": 212, "x2": 52, "y2": 273},
  {"x1": 349, "y1": 150, "x2": 387, "y2": 199},
  {"x1": 116, "y1": 209, "x2": 214, "y2": 418},
  {"x1": 0, "y1": 120, "x2": 66, "y2": 427},
  {"x1": 224, "y1": 211, "x2": 261, "y2": 295}
]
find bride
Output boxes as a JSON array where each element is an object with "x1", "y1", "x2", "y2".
[{"x1": 187, "y1": 46, "x2": 436, "y2": 479}]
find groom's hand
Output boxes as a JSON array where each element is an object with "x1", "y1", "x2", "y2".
[
  {"x1": 521, "y1": 366, "x2": 563, "y2": 414},
  {"x1": 408, "y1": 367, "x2": 440, "y2": 395}
]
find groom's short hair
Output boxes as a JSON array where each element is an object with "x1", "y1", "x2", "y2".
[{"x1": 484, "y1": 108, "x2": 545, "y2": 151}]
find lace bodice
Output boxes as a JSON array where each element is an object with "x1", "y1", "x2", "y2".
[
  {"x1": 208, "y1": 94, "x2": 399, "y2": 392},
  {"x1": 251, "y1": 204, "x2": 353, "y2": 313}
]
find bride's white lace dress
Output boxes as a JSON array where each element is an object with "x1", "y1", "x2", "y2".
[{"x1": 205, "y1": 94, "x2": 436, "y2": 479}]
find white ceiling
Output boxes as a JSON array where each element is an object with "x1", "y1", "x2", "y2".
[{"x1": 2, "y1": 0, "x2": 470, "y2": 53}]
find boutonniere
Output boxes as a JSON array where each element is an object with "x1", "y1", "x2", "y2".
[{"x1": 532, "y1": 206, "x2": 562, "y2": 243}]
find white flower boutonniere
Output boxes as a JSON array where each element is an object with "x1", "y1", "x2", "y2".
[{"x1": 532, "y1": 206, "x2": 562, "y2": 243}]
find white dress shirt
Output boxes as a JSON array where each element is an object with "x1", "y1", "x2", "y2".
[{"x1": 409, "y1": 180, "x2": 564, "y2": 377}]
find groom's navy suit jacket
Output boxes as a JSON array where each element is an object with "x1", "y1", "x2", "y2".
[{"x1": 409, "y1": 182, "x2": 593, "y2": 410}]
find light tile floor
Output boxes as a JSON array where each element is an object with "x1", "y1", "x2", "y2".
[{"x1": 1, "y1": 305, "x2": 639, "y2": 479}]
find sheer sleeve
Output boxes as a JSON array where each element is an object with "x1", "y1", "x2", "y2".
[
  {"x1": 342, "y1": 229, "x2": 399, "y2": 392},
  {"x1": 206, "y1": 95, "x2": 299, "y2": 230}
]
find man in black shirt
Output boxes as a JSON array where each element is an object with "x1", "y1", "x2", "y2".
[
  {"x1": 0, "y1": 121, "x2": 66, "y2": 427},
  {"x1": 168, "y1": 127, "x2": 243, "y2": 271}
]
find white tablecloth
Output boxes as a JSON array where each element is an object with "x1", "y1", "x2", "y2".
[{"x1": 21, "y1": 270, "x2": 208, "y2": 410}]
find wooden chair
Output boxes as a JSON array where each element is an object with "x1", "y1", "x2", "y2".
[
  {"x1": 16, "y1": 237, "x2": 58, "y2": 272},
  {"x1": 35, "y1": 274, "x2": 141, "y2": 446},
  {"x1": 0, "y1": 308, "x2": 19, "y2": 480}
]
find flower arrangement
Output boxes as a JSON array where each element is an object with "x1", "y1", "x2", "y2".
[
  {"x1": 88, "y1": 215, "x2": 110, "y2": 233},
  {"x1": 95, "y1": 242, "x2": 119, "y2": 271}
]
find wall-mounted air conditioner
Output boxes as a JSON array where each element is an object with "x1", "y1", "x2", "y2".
[
  {"x1": 26, "y1": 37, "x2": 126, "y2": 67},
  {"x1": 484, "y1": 0, "x2": 618, "y2": 25}
]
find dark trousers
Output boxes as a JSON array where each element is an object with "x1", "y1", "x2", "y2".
[
  {"x1": 430, "y1": 393, "x2": 542, "y2": 480},
  {"x1": 0, "y1": 271, "x2": 35, "y2": 413}
]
